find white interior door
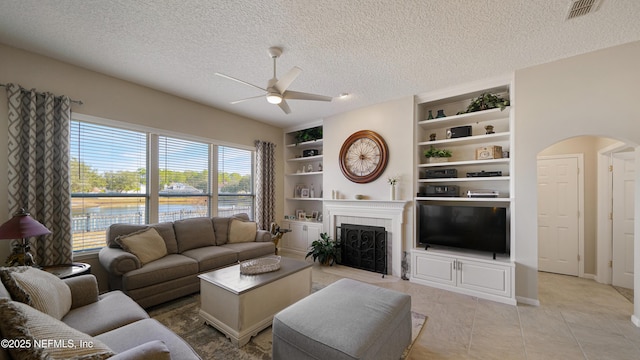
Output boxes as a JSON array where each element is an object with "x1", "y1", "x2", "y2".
[
  {"x1": 612, "y1": 152, "x2": 635, "y2": 289},
  {"x1": 538, "y1": 156, "x2": 580, "y2": 276}
]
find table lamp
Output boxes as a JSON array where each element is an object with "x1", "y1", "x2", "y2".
[{"x1": 0, "y1": 208, "x2": 51, "y2": 266}]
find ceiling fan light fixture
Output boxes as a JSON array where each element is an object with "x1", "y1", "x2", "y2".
[{"x1": 266, "y1": 92, "x2": 282, "y2": 104}]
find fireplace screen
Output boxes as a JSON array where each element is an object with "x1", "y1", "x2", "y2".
[{"x1": 338, "y1": 224, "x2": 387, "y2": 275}]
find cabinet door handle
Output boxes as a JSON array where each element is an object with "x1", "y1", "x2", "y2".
[
  {"x1": 458, "y1": 261, "x2": 462, "y2": 271},
  {"x1": 453, "y1": 260, "x2": 457, "y2": 271},
  {"x1": 303, "y1": 225, "x2": 307, "y2": 231}
]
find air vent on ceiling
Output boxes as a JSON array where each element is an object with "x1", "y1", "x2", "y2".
[{"x1": 566, "y1": 0, "x2": 603, "y2": 20}]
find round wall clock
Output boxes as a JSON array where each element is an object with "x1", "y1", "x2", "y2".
[{"x1": 339, "y1": 130, "x2": 389, "y2": 183}]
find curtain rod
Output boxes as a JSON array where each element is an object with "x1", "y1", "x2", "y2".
[{"x1": 0, "y1": 83, "x2": 83, "y2": 105}]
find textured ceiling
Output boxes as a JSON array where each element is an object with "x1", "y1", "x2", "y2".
[{"x1": 0, "y1": 0, "x2": 639, "y2": 128}]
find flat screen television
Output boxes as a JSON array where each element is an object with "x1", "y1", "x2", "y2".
[{"x1": 418, "y1": 204, "x2": 509, "y2": 256}]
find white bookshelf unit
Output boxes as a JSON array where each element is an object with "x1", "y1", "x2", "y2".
[
  {"x1": 282, "y1": 123, "x2": 324, "y2": 256},
  {"x1": 411, "y1": 77, "x2": 516, "y2": 305}
]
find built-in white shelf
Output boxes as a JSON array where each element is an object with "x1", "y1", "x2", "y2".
[
  {"x1": 285, "y1": 197, "x2": 323, "y2": 201},
  {"x1": 418, "y1": 132, "x2": 510, "y2": 147},
  {"x1": 285, "y1": 139, "x2": 323, "y2": 149},
  {"x1": 418, "y1": 176, "x2": 510, "y2": 183},
  {"x1": 415, "y1": 197, "x2": 512, "y2": 202},
  {"x1": 418, "y1": 107, "x2": 510, "y2": 129},
  {"x1": 418, "y1": 158, "x2": 510, "y2": 168},
  {"x1": 286, "y1": 171, "x2": 323, "y2": 176},
  {"x1": 287, "y1": 154, "x2": 323, "y2": 162}
]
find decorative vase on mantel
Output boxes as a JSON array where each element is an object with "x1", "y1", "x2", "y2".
[{"x1": 389, "y1": 184, "x2": 397, "y2": 201}]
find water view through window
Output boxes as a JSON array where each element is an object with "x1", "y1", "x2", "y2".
[{"x1": 70, "y1": 120, "x2": 254, "y2": 252}]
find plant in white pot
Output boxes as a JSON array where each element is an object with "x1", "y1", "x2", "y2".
[{"x1": 424, "y1": 146, "x2": 452, "y2": 163}]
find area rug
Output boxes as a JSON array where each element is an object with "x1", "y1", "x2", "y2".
[{"x1": 148, "y1": 286, "x2": 427, "y2": 359}]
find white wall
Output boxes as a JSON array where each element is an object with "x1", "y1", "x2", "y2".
[
  {"x1": 0, "y1": 44, "x2": 284, "y2": 288},
  {"x1": 514, "y1": 41, "x2": 640, "y2": 304},
  {"x1": 323, "y1": 96, "x2": 415, "y2": 253}
]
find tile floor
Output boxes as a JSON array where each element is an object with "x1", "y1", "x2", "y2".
[{"x1": 307, "y1": 260, "x2": 640, "y2": 360}]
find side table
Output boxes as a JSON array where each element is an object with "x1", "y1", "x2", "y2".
[{"x1": 41, "y1": 262, "x2": 91, "y2": 279}]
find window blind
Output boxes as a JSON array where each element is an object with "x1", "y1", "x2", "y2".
[
  {"x1": 70, "y1": 121, "x2": 148, "y2": 251},
  {"x1": 158, "y1": 136, "x2": 210, "y2": 221},
  {"x1": 218, "y1": 146, "x2": 254, "y2": 218}
]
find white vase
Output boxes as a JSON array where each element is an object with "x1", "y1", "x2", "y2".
[{"x1": 390, "y1": 184, "x2": 396, "y2": 200}]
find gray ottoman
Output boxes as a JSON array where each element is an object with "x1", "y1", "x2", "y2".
[{"x1": 272, "y1": 278, "x2": 411, "y2": 360}]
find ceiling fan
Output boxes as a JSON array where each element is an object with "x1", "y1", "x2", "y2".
[{"x1": 215, "y1": 47, "x2": 333, "y2": 114}]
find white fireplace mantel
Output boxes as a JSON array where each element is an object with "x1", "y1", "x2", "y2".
[{"x1": 324, "y1": 200, "x2": 409, "y2": 277}]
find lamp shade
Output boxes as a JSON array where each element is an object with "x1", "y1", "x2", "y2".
[{"x1": 0, "y1": 209, "x2": 51, "y2": 240}]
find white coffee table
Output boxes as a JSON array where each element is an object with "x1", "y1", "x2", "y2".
[{"x1": 198, "y1": 256, "x2": 312, "y2": 347}]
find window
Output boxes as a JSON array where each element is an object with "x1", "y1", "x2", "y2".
[
  {"x1": 70, "y1": 117, "x2": 255, "y2": 252},
  {"x1": 70, "y1": 121, "x2": 148, "y2": 252},
  {"x1": 218, "y1": 146, "x2": 254, "y2": 218},
  {"x1": 158, "y1": 136, "x2": 210, "y2": 222}
]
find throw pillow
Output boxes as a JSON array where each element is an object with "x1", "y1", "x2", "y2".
[
  {"x1": 173, "y1": 217, "x2": 216, "y2": 252},
  {"x1": 115, "y1": 228, "x2": 168, "y2": 265},
  {"x1": 0, "y1": 298, "x2": 114, "y2": 360},
  {"x1": 227, "y1": 219, "x2": 258, "y2": 243},
  {"x1": 0, "y1": 267, "x2": 72, "y2": 320}
]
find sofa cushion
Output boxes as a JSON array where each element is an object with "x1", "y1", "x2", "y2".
[
  {"x1": 0, "y1": 267, "x2": 71, "y2": 320},
  {"x1": 108, "y1": 222, "x2": 179, "y2": 254},
  {"x1": 221, "y1": 242, "x2": 276, "y2": 261},
  {"x1": 212, "y1": 213, "x2": 251, "y2": 245},
  {"x1": 228, "y1": 219, "x2": 258, "y2": 243},
  {"x1": 109, "y1": 340, "x2": 171, "y2": 360},
  {"x1": 116, "y1": 227, "x2": 168, "y2": 265},
  {"x1": 96, "y1": 318, "x2": 200, "y2": 360},
  {"x1": 181, "y1": 246, "x2": 238, "y2": 272},
  {"x1": 122, "y1": 254, "x2": 198, "y2": 291},
  {"x1": 62, "y1": 290, "x2": 149, "y2": 336},
  {"x1": 0, "y1": 298, "x2": 115, "y2": 359},
  {"x1": 174, "y1": 217, "x2": 216, "y2": 252}
]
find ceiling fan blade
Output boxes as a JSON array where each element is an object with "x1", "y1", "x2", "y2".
[
  {"x1": 284, "y1": 90, "x2": 333, "y2": 102},
  {"x1": 278, "y1": 99, "x2": 291, "y2": 114},
  {"x1": 214, "y1": 72, "x2": 267, "y2": 92},
  {"x1": 273, "y1": 66, "x2": 302, "y2": 93},
  {"x1": 230, "y1": 95, "x2": 265, "y2": 104}
]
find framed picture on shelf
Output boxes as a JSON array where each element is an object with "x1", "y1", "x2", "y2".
[
  {"x1": 295, "y1": 209, "x2": 304, "y2": 219},
  {"x1": 297, "y1": 211, "x2": 307, "y2": 221},
  {"x1": 294, "y1": 184, "x2": 304, "y2": 198},
  {"x1": 300, "y1": 188, "x2": 310, "y2": 198},
  {"x1": 311, "y1": 211, "x2": 319, "y2": 220}
]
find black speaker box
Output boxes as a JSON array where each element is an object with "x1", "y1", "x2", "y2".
[{"x1": 446, "y1": 125, "x2": 472, "y2": 139}]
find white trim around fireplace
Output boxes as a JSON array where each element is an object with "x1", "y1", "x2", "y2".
[{"x1": 324, "y1": 200, "x2": 409, "y2": 277}]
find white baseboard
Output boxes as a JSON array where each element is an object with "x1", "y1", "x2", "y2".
[
  {"x1": 516, "y1": 296, "x2": 540, "y2": 306},
  {"x1": 582, "y1": 273, "x2": 596, "y2": 280}
]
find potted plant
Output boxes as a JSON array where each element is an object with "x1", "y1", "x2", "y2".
[
  {"x1": 294, "y1": 126, "x2": 323, "y2": 144},
  {"x1": 305, "y1": 233, "x2": 341, "y2": 266},
  {"x1": 424, "y1": 146, "x2": 452, "y2": 163},
  {"x1": 458, "y1": 93, "x2": 510, "y2": 114}
]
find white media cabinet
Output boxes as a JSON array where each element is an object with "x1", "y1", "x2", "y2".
[{"x1": 412, "y1": 76, "x2": 516, "y2": 305}]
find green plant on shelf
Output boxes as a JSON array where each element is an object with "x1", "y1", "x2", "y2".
[
  {"x1": 423, "y1": 146, "x2": 452, "y2": 158},
  {"x1": 458, "y1": 93, "x2": 510, "y2": 114},
  {"x1": 294, "y1": 126, "x2": 323, "y2": 144}
]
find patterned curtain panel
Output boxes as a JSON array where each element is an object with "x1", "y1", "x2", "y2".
[
  {"x1": 254, "y1": 140, "x2": 276, "y2": 230},
  {"x1": 6, "y1": 84, "x2": 72, "y2": 266}
]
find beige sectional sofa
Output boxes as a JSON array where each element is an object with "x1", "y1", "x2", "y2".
[
  {"x1": 0, "y1": 268, "x2": 200, "y2": 359},
  {"x1": 99, "y1": 214, "x2": 275, "y2": 308}
]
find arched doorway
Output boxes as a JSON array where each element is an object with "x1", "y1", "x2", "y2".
[{"x1": 536, "y1": 135, "x2": 635, "y2": 291}]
